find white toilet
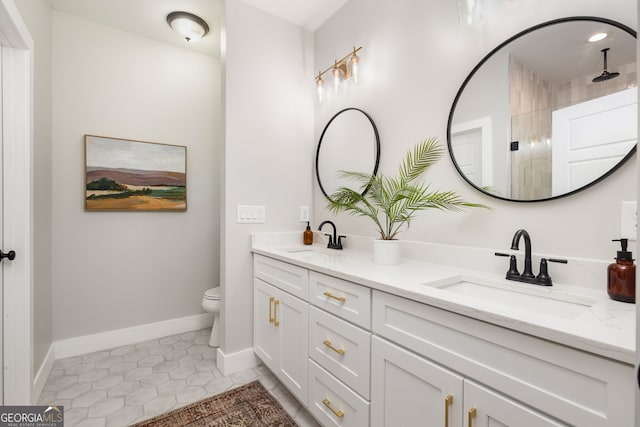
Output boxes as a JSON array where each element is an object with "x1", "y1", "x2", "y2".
[{"x1": 201, "y1": 287, "x2": 221, "y2": 347}]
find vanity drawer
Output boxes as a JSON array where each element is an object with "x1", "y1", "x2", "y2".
[
  {"x1": 308, "y1": 306, "x2": 371, "y2": 398},
  {"x1": 253, "y1": 254, "x2": 309, "y2": 299},
  {"x1": 309, "y1": 271, "x2": 371, "y2": 328},
  {"x1": 308, "y1": 359, "x2": 370, "y2": 427}
]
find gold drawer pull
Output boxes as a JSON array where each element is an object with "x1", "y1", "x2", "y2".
[
  {"x1": 323, "y1": 339, "x2": 346, "y2": 355},
  {"x1": 444, "y1": 394, "x2": 452, "y2": 427},
  {"x1": 323, "y1": 291, "x2": 346, "y2": 303},
  {"x1": 322, "y1": 398, "x2": 344, "y2": 418},
  {"x1": 273, "y1": 300, "x2": 280, "y2": 327},
  {"x1": 268, "y1": 297, "x2": 274, "y2": 324},
  {"x1": 467, "y1": 407, "x2": 476, "y2": 427}
]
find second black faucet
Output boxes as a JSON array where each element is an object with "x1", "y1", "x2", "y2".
[{"x1": 496, "y1": 229, "x2": 567, "y2": 286}]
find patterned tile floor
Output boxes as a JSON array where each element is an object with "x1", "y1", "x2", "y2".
[{"x1": 38, "y1": 328, "x2": 319, "y2": 427}]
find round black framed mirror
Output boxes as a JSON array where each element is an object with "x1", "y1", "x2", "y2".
[
  {"x1": 447, "y1": 17, "x2": 637, "y2": 202},
  {"x1": 316, "y1": 108, "x2": 381, "y2": 201}
]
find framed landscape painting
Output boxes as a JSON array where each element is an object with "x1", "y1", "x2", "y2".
[{"x1": 85, "y1": 135, "x2": 187, "y2": 211}]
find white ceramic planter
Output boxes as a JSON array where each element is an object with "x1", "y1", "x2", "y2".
[{"x1": 372, "y1": 239, "x2": 401, "y2": 265}]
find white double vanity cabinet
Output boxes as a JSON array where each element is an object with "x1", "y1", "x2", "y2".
[{"x1": 252, "y1": 240, "x2": 635, "y2": 427}]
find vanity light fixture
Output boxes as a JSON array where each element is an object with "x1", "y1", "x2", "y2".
[
  {"x1": 315, "y1": 46, "x2": 363, "y2": 101},
  {"x1": 588, "y1": 32, "x2": 608, "y2": 43},
  {"x1": 167, "y1": 11, "x2": 209, "y2": 42},
  {"x1": 457, "y1": 0, "x2": 482, "y2": 25}
]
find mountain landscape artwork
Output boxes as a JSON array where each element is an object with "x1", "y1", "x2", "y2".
[{"x1": 85, "y1": 135, "x2": 187, "y2": 211}]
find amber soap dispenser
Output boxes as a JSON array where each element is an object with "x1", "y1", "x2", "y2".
[
  {"x1": 303, "y1": 221, "x2": 313, "y2": 245},
  {"x1": 608, "y1": 238, "x2": 636, "y2": 303}
]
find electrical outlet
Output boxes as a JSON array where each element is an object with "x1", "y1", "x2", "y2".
[
  {"x1": 620, "y1": 201, "x2": 637, "y2": 240},
  {"x1": 300, "y1": 206, "x2": 310, "y2": 222}
]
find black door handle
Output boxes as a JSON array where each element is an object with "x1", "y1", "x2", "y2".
[{"x1": 0, "y1": 250, "x2": 15, "y2": 261}]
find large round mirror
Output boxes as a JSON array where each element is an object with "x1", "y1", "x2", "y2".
[
  {"x1": 316, "y1": 108, "x2": 380, "y2": 200},
  {"x1": 447, "y1": 17, "x2": 637, "y2": 202}
]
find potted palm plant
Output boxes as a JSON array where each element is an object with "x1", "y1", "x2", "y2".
[{"x1": 327, "y1": 137, "x2": 489, "y2": 265}]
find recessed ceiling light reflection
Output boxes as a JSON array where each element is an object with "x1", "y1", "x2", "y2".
[{"x1": 588, "y1": 32, "x2": 608, "y2": 43}]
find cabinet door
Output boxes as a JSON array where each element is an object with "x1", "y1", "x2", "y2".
[
  {"x1": 464, "y1": 380, "x2": 566, "y2": 427},
  {"x1": 254, "y1": 278, "x2": 309, "y2": 405},
  {"x1": 277, "y1": 288, "x2": 309, "y2": 405},
  {"x1": 253, "y1": 278, "x2": 279, "y2": 372},
  {"x1": 371, "y1": 336, "x2": 464, "y2": 427}
]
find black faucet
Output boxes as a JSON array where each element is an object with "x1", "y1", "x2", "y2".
[
  {"x1": 318, "y1": 220, "x2": 345, "y2": 250},
  {"x1": 495, "y1": 229, "x2": 567, "y2": 286},
  {"x1": 511, "y1": 229, "x2": 535, "y2": 279}
]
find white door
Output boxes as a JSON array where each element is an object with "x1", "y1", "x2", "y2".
[
  {"x1": 552, "y1": 87, "x2": 637, "y2": 195},
  {"x1": 0, "y1": 45, "x2": 3, "y2": 404},
  {"x1": 451, "y1": 127, "x2": 483, "y2": 184},
  {"x1": 0, "y1": 0, "x2": 33, "y2": 404},
  {"x1": 451, "y1": 117, "x2": 493, "y2": 188}
]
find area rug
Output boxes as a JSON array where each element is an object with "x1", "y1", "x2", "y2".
[{"x1": 131, "y1": 380, "x2": 297, "y2": 426}]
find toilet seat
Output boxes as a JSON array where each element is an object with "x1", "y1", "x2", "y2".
[{"x1": 204, "y1": 287, "x2": 220, "y2": 300}]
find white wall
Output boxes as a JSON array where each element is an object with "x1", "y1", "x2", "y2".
[
  {"x1": 52, "y1": 11, "x2": 221, "y2": 340},
  {"x1": 222, "y1": 0, "x2": 314, "y2": 355},
  {"x1": 14, "y1": 0, "x2": 52, "y2": 376},
  {"x1": 313, "y1": 0, "x2": 638, "y2": 262}
]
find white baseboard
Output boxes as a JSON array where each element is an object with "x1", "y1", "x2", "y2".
[
  {"x1": 54, "y1": 313, "x2": 214, "y2": 359},
  {"x1": 32, "y1": 343, "x2": 55, "y2": 404},
  {"x1": 216, "y1": 347, "x2": 259, "y2": 376}
]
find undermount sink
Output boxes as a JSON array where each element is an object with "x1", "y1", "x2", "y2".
[
  {"x1": 284, "y1": 248, "x2": 332, "y2": 255},
  {"x1": 283, "y1": 247, "x2": 343, "y2": 262},
  {"x1": 431, "y1": 276, "x2": 595, "y2": 319}
]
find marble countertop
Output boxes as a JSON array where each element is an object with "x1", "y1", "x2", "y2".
[{"x1": 252, "y1": 240, "x2": 636, "y2": 365}]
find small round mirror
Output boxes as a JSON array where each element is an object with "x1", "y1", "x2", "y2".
[{"x1": 316, "y1": 108, "x2": 380, "y2": 200}]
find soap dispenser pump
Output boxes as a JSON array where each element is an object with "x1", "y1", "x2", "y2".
[
  {"x1": 303, "y1": 221, "x2": 313, "y2": 245},
  {"x1": 607, "y1": 238, "x2": 636, "y2": 303}
]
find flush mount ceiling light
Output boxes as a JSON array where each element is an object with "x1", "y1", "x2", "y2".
[
  {"x1": 167, "y1": 11, "x2": 209, "y2": 42},
  {"x1": 315, "y1": 46, "x2": 362, "y2": 102}
]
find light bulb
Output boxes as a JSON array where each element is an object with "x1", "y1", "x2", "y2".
[
  {"x1": 457, "y1": 0, "x2": 482, "y2": 25},
  {"x1": 333, "y1": 66, "x2": 342, "y2": 93},
  {"x1": 316, "y1": 75, "x2": 324, "y2": 102},
  {"x1": 350, "y1": 54, "x2": 360, "y2": 84}
]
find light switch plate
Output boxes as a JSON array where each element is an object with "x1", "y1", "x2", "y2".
[
  {"x1": 237, "y1": 205, "x2": 266, "y2": 224},
  {"x1": 620, "y1": 201, "x2": 637, "y2": 240}
]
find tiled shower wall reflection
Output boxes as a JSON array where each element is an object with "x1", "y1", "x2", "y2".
[
  {"x1": 553, "y1": 62, "x2": 637, "y2": 107},
  {"x1": 509, "y1": 56, "x2": 552, "y2": 200}
]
